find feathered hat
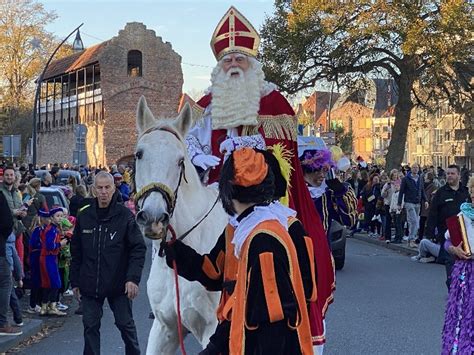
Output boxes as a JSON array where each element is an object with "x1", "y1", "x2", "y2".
[{"x1": 299, "y1": 149, "x2": 335, "y2": 173}]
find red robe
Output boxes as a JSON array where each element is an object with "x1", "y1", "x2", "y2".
[{"x1": 194, "y1": 90, "x2": 335, "y2": 344}]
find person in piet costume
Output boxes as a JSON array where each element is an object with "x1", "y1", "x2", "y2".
[
  {"x1": 441, "y1": 176, "x2": 473, "y2": 355},
  {"x1": 39, "y1": 207, "x2": 68, "y2": 316},
  {"x1": 165, "y1": 148, "x2": 313, "y2": 354},
  {"x1": 186, "y1": 6, "x2": 334, "y2": 347},
  {"x1": 299, "y1": 148, "x2": 358, "y2": 234}
]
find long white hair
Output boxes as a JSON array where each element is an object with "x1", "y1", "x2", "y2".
[{"x1": 210, "y1": 56, "x2": 265, "y2": 130}]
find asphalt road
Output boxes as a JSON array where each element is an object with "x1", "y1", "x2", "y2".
[{"x1": 19, "y1": 238, "x2": 447, "y2": 355}]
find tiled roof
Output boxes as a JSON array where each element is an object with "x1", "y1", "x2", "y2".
[{"x1": 42, "y1": 42, "x2": 109, "y2": 80}]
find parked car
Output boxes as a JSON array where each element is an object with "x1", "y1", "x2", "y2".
[
  {"x1": 39, "y1": 186, "x2": 69, "y2": 212},
  {"x1": 35, "y1": 169, "x2": 81, "y2": 185},
  {"x1": 328, "y1": 220, "x2": 348, "y2": 270}
]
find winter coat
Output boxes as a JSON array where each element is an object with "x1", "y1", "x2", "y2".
[{"x1": 70, "y1": 194, "x2": 146, "y2": 298}]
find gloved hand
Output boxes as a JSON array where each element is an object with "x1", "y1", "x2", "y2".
[
  {"x1": 192, "y1": 154, "x2": 221, "y2": 170},
  {"x1": 326, "y1": 178, "x2": 345, "y2": 194},
  {"x1": 219, "y1": 138, "x2": 236, "y2": 154}
]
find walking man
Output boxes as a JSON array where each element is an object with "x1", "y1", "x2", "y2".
[
  {"x1": 70, "y1": 171, "x2": 146, "y2": 355},
  {"x1": 397, "y1": 164, "x2": 427, "y2": 248}
]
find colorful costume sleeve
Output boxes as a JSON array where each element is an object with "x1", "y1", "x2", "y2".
[
  {"x1": 332, "y1": 184, "x2": 358, "y2": 228},
  {"x1": 44, "y1": 227, "x2": 61, "y2": 251},
  {"x1": 288, "y1": 218, "x2": 317, "y2": 302},
  {"x1": 166, "y1": 230, "x2": 226, "y2": 292}
]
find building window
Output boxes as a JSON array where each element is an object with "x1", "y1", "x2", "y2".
[
  {"x1": 128, "y1": 50, "x2": 142, "y2": 77},
  {"x1": 434, "y1": 129, "x2": 443, "y2": 145}
]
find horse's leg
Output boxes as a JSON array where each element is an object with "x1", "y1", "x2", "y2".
[
  {"x1": 181, "y1": 307, "x2": 216, "y2": 349},
  {"x1": 146, "y1": 316, "x2": 180, "y2": 355}
]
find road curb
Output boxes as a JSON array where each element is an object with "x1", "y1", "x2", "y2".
[
  {"x1": 351, "y1": 233, "x2": 418, "y2": 256},
  {"x1": 0, "y1": 318, "x2": 43, "y2": 353}
]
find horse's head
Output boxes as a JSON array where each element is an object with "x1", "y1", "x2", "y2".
[{"x1": 134, "y1": 96, "x2": 194, "y2": 240}]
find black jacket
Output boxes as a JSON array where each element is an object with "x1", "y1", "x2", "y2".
[
  {"x1": 0, "y1": 192, "x2": 13, "y2": 257},
  {"x1": 425, "y1": 183, "x2": 471, "y2": 243},
  {"x1": 398, "y1": 173, "x2": 427, "y2": 205},
  {"x1": 70, "y1": 194, "x2": 146, "y2": 298}
]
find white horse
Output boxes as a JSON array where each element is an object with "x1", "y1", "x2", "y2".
[{"x1": 134, "y1": 96, "x2": 228, "y2": 355}]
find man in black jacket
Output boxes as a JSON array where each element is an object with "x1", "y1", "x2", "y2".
[
  {"x1": 70, "y1": 171, "x2": 146, "y2": 355},
  {"x1": 425, "y1": 165, "x2": 470, "y2": 287}
]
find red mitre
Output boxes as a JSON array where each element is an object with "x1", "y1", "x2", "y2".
[{"x1": 211, "y1": 6, "x2": 260, "y2": 60}]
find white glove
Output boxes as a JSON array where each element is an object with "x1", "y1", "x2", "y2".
[
  {"x1": 192, "y1": 154, "x2": 221, "y2": 170},
  {"x1": 219, "y1": 138, "x2": 236, "y2": 154}
]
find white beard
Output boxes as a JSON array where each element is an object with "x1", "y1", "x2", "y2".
[{"x1": 210, "y1": 59, "x2": 265, "y2": 130}]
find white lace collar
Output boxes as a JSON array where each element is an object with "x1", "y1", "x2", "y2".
[
  {"x1": 308, "y1": 181, "x2": 327, "y2": 199},
  {"x1": 231, "y1": 202, "x2": 296, "y2": 258}
]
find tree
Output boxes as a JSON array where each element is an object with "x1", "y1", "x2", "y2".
[
  {"x1": 0, "y1": 0, "x2": 72, "y2": 156},
  {"x1": 260, "y1": 0, "x2": 473, "y2": 169},
  {"x1": 0, "y1": 0, "x2": 61, "y2": 112},
  {"x1": 333, "y1": 125, "x2": 353, "y2": 155}
]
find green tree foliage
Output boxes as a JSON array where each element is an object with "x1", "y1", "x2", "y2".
[
  {"x1": 260, "y1": 0, "x2": 473, "y2": 169},
  {"x1": 333, "y1": 125, "x2": 353, "y2": 155},
  {"x1": 0, "y1": 0, "x2": 73, "y2": 155}
]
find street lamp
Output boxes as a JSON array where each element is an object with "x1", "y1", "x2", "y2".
[{"x1": 32, "y1": 23, "x2": 84, "y2": 166}]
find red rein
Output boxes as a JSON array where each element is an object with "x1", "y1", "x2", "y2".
[{"x1": 167, "y1": 224, "x2": 187, "y2": 355}]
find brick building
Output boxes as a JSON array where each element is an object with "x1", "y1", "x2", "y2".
[
  {"x1": 297, "y1": 79, "x2": 398, "y2": 161},
  {"x1": 37, "y1": 22, "x2": 183, "y2": 166}
]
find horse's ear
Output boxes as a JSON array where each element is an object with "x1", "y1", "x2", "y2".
[
  {"x1": 136, "y1": 96, "x2": 156, "y2": 135},
  {"x1": 173, "y1": 103, "x2": 193, "y2": 137}
]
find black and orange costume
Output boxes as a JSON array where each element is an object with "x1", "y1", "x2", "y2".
[{"x1": 165, "y1": 148, "x2": 315, "y2": 354}]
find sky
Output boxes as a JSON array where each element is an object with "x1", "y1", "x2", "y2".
[{"x1": 42, "y1": 0, "x2": 276, "y2": 94}]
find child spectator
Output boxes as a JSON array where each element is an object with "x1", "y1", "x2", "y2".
[
  {"x1": 26, "y1": 210, "x2": 49, "y2": 314},
  {"x1": 39, "y1": 208, "x2": 68, "y2": 316}
]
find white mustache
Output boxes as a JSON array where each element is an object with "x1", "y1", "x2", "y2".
[{"x1": 226, "y1": 67, "x2": 244, "y2": 79}]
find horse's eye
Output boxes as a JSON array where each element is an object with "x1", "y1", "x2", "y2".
[{"x1": 135, "y1": 150, "x2": 143, "y2": 160}]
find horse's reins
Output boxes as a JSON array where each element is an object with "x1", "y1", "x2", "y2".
[{"x1": 134, "y1": 125, "x2": 219, "y2": 355}]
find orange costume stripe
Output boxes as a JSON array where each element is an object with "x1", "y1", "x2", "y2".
[{"x1": 259, "y1": 252, "x2": 285, "y2": 323}]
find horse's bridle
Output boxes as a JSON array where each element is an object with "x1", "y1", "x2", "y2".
[
  {"x1": 134, "y1": 125, "x2": 219, "y2": 243},
  {"x1": 134, "y1": 126, "x2": 188, "y2": 219}
]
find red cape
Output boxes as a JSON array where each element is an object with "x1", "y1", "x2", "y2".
[{"x1": 196, "y1": 90, "x2": 335, "y2": 344}]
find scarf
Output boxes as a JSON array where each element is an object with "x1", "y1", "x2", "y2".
[
  {"x1": 460, "y1": 202, "x2": 474, "y2": 221},
  {"x1": 231, "y1": 202, "x2": 297, "y2": 258}
]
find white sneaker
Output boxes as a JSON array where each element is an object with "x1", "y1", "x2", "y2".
[
  {"x1": 419, "y1": 256, "x2": 435, "y2": 263},
  {"x1": 411, "y1": 255, "x2": 421, "y2": 262},
  {"x1": 26, "y1": 305, "x2": 41, "y2": 314},
  {"x1": 63, "y1": 289, "x2": 74, "y2": 297},
  {"x1": 57, "y1": 302, "x2": 69, "y2": 311},
  {"x1": 403, "y1": 236, "x2": 409, "y2": 241}
]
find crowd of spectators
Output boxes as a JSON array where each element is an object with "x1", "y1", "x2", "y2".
[{"x1": 0, "y1": 161, "x2": 134, "y2": 336}]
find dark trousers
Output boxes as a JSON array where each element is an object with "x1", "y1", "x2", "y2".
[
  {"x1": 0, "y1": 258, "x2": 12, "y2": 327},
  {"x1": 9, "y1": 283, "x2": 21, "y2": 324},
  {"x1": 82, "y1": 294, "x2": 140, "y2": 355},
  {"x1": 41, "y1": 288, "x2": 58, "y2": 303},
  {"x1": 30, "y1": 288, "x2": 41, "y2": 308},
  {"x1": 393, "y1": 213, "x2": 404, "y2": 242},
  {"x1": 384, "y1": 205, "x2": 392, "y2": 239},
  {"x1": 437, "y1": 247, "x2": 455, "y2": 289},
  {"x1": 418, "y1": 216, "x2": 427, "y2": 239}
]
